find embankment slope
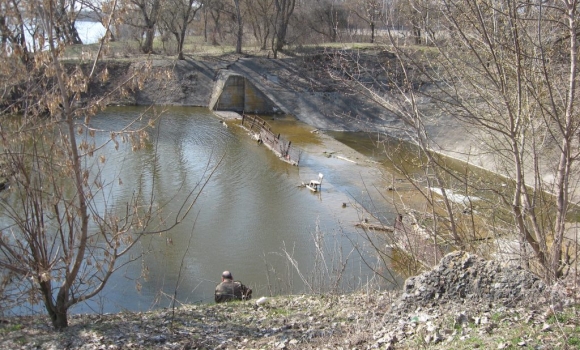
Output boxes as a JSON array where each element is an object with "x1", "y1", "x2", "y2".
[{"x1": 0, "y1": 251, "x2": 575, "y2": 349}]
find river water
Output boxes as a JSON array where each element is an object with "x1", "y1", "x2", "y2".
[
  {"x1": 44, "y1": 106, "x2": 395, "y2": 314},
  {"x1": 5, "y1": 105, "x2": 520, "y2": 316}
]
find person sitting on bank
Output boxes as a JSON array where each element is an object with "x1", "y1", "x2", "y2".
[{"x1": 214, "y1": 270, "x2": 252, "y2": 303}]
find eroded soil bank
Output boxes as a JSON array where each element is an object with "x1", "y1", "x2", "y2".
[{"x1": 1, "y1": 251, "x2": 577, "y2": 349}]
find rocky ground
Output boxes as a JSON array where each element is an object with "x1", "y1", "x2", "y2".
[{"x1": 1, "y1": 252, "x2": 578, "y2": 350}]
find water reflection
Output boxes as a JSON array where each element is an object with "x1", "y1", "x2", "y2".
[{"x1": 62, "y1": 107, "x2": 390, "y2": 314}]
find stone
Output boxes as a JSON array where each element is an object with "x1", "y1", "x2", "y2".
[
  {"x1": 398, "y1": 252, "x2": 546, "y2": 311},
  {"x1": 151, "y1": 335, "x2": 167, "y2": 343}
]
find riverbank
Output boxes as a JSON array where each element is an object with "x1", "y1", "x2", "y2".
[
  {"x1": 1, "y1": 251, "x2": 577, "y2": 349},
  {"x1": 8, "y1": 51, "x2": 569, "y2": 349},
  {"x1": 90, "y1": 50, "x2": 566, "y2": 203}
]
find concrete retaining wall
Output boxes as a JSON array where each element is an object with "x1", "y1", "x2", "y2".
[{"x1": 211, "y1": 72, "x2": 278, "y2": 114}]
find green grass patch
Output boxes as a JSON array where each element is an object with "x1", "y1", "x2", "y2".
[
  {"x1": 0, "y1": 323, "x2": 23, "y2": 334},
  {"x1": 547, "y1": 312, "x2": 571, "y2": 324},
  {"x1": 568, "y1": 336, "x2": 580, "y2": 347},
  {"x1": 269, "y1": 308, "x2": 291, "y2": 316},
  {"x1": 510, "y1": 336, "x2": 523, "y2": 344},
  {"x1": 491, "y1": 312, "x2": 504, "y2": 323}
]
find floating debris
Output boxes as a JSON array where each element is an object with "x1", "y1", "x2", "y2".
[
  {"x1": 355, "y1": 221, "x2": 394, "y2": 232},
  {"x1": 306, "y1": 173, "x2": 324, "y2": 192},
  {"x1": 336, "y1": 155, "x2": 357, "y2": 164}
]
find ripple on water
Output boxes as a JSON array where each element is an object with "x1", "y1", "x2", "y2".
[{"x1": 14, "y1": 106, "x2": 391, "y2": 315}]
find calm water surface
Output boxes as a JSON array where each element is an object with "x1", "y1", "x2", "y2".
[{"x1": 64, "y1": 107, "x2": 391, "y2": 314}]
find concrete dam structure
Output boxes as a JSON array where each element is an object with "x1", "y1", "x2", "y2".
[{"x1": 209, "y1": 71, "x2": 279, "y2": 114}]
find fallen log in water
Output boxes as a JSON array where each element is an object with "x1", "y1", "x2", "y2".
[{"x1": 355, "y1": 221, "x2": 394, "y2": 232}]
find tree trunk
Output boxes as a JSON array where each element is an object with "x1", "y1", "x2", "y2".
[
  {"x1": 271, "y1": 29, "x2": 278, "y2": 58},
  {"x1": 234, "y1": 0, "x2": 243, "y2": 54},
  {"x1": 56, "y1": 0, "x2": 82, "y2": 45},
  {"x1": 51, "y1": 290, "x2": 69, "y2": 330},
  {"x1": 210, "y1": 10, "x2": 221, "y2": 45},
  {"x1": 0, "y1": 16, "x2": 5, "y2": 52},
  {"x1": 548, "y1": 0, "x2": 579, "y2": 282},
  {"x1": 142, "y1": 26, "x2": 155, "y2": 53},
  {"x1": 177, "y1": 44, "x2": 185, "y2": 60},
  {"x1": 203, "y1": 7, "x2": 208, "y2": 43},
  {"x1": 274, "y1": 0, "x2": 295, "y2": 52},
  {"x1": 52, "y1": 311, "x2": 68, "y2": 330},
  {"x1": 413, "y1": 27, "x2": 421, "y2": 45},
  {"x1": 177, "y1": 23, "x2": 186, "y2": 60},
  {"x1": 65, "y1": 22, "x2": 82, "y2": 45},
  {"x1": 40, "y1": 280, "x2": 69, "y2": 330},
  {"x1": 139, "y1": 0, "x2": 161, "y2": 54},
  {"x1": 173, "y1": 31, "x2": 184, "y2": 59},
  {"x1": 274, "y1": 6, "x2": 286, "y2": 52}
]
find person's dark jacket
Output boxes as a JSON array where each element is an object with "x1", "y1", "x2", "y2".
[{"x1": 214, "y1": 280, "x2": 252, "y2": 303}]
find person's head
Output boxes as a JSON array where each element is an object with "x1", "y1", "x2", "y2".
[{"x1": 221, "y1": 270, "x2": 233, "y2": 281}]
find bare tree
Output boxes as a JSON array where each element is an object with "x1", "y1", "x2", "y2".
[
  {"x1": 245, "y1": 0, "x2": 274, "y2": 50},
  {"x1": 330, "y1": 0, "x2": 580, "y2": 281},
  {"x1": 0, "y1": 0, "x2": 32, "y2": 63},
  {"x1": 54, "y1": 0, "x2": 83, "y2": 44},
  {"x1": 159, "y1": 0, "x2": 203, "y2": 59},
  {"x1": 425, "y1": 0, "x2": 579, "y2": 281},
  {"x1": 0, "y1": 0, "x2": 214, "y2": 329},
  {"x1": 123, "y1": 0, "x2": 161, "y2": 53},
  {"x1": 203, "y1": 0, "x2": 227, "y2": 45},
  {"x1": 272, "y1": 0, "x2": 295, "y2": 57},
  {"x1": 347, "y1": 0, "x2": 385, "y2": 43},
  {"x1": 233, "y1": 0, "x2": 243, "y2": 53},
  {"x1": 200, "y1": 0, "x2": 249, "y2": 50},
  {"x1": 303, "y1": 0, "x2": 348, "y2": 43},
  {"x1": 394, "y1": 0, "x2": 439, "y2": 45}
]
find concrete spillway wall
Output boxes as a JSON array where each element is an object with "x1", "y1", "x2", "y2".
[{"x1": 209, "y1": 72, "x2": 278, "y2": 114}]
